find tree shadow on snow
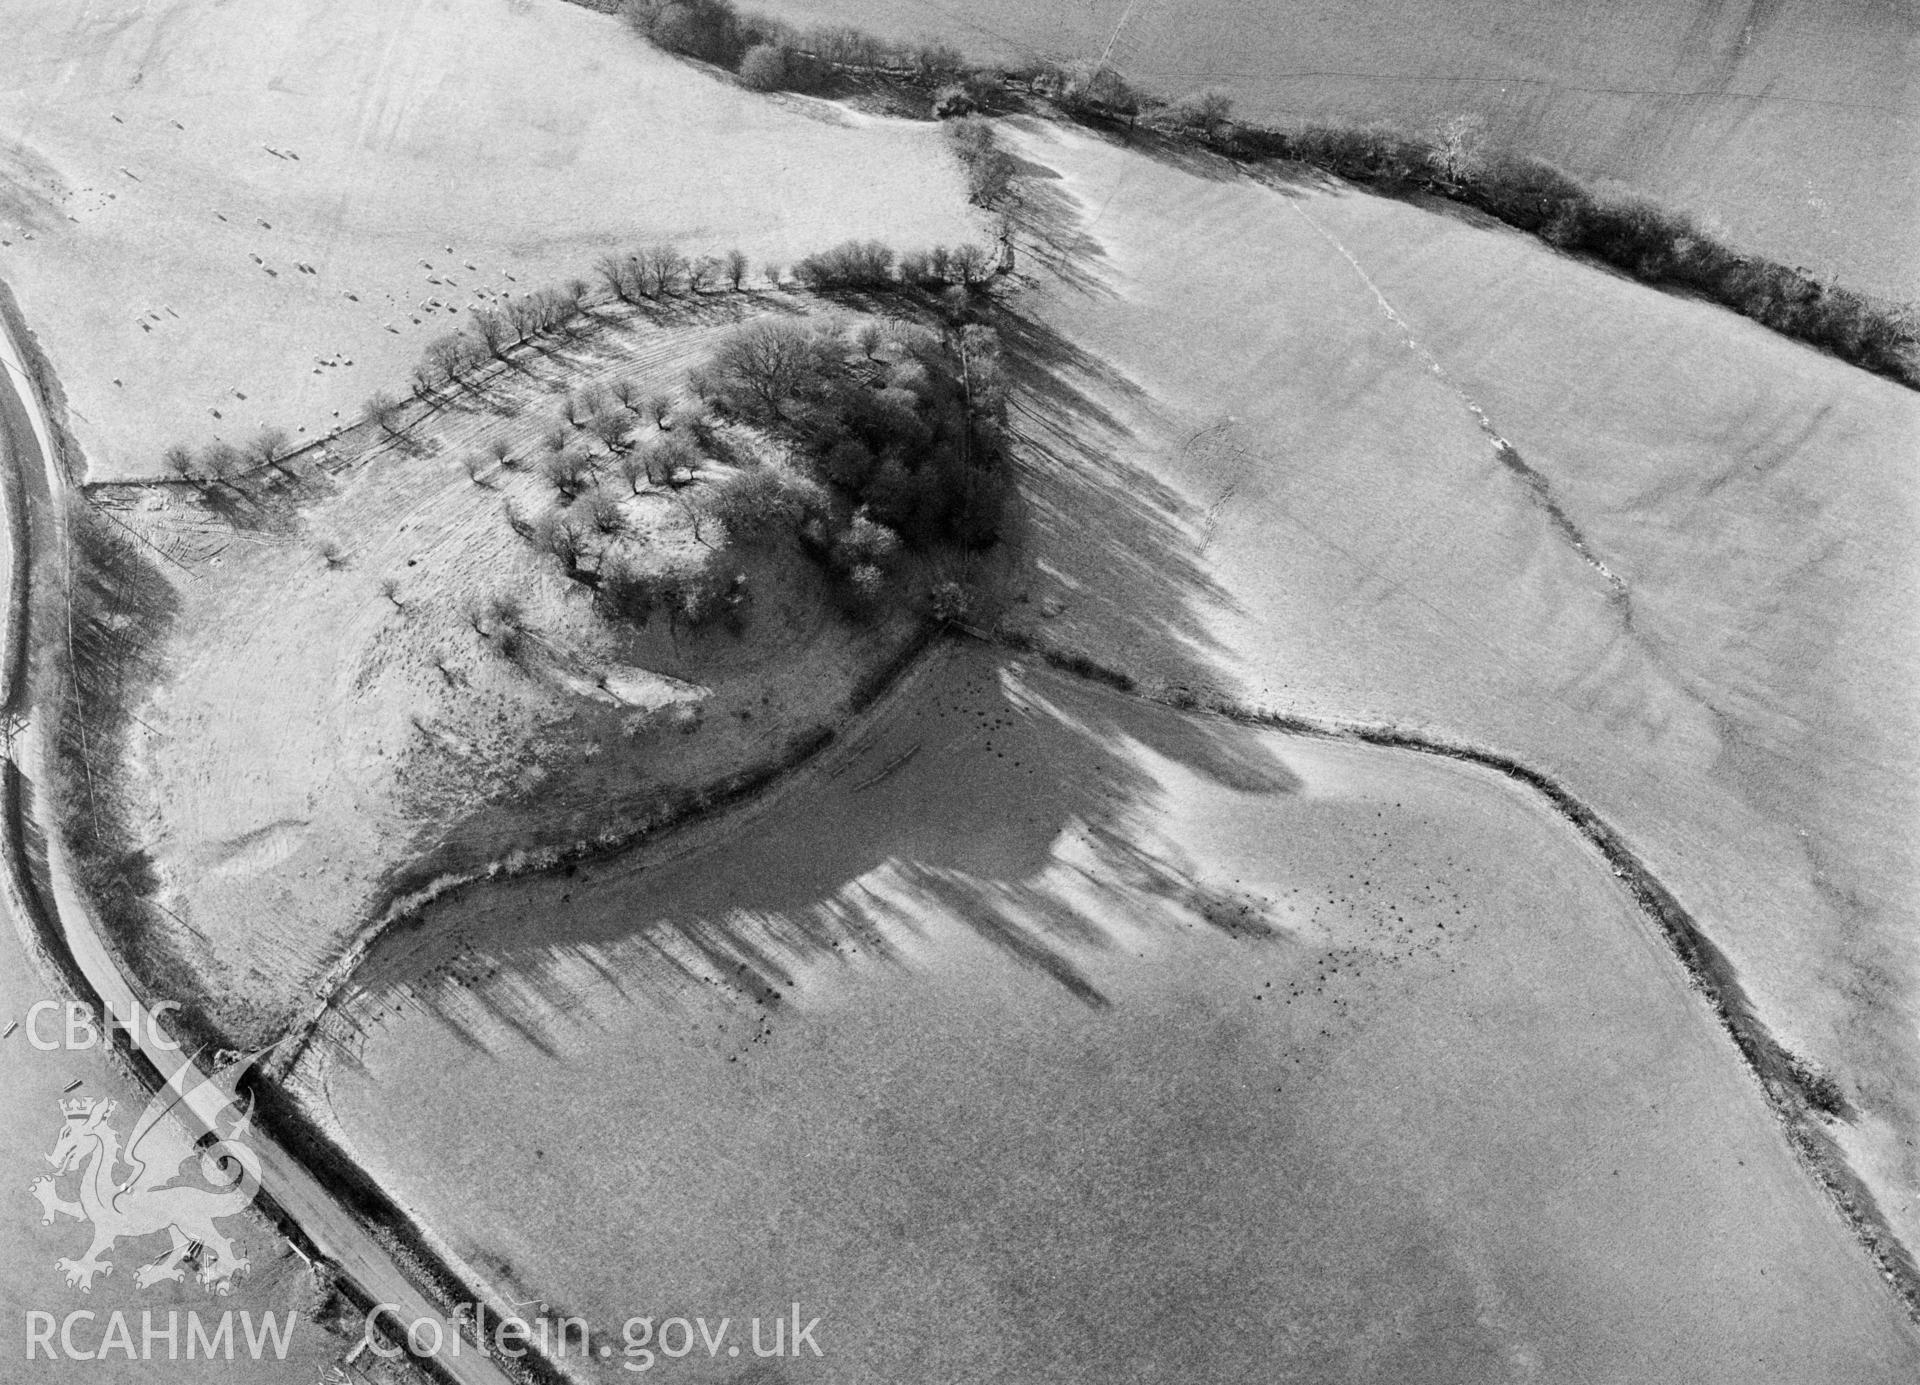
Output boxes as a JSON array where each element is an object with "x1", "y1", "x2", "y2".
[
  {"x1": 306, "y1": 253, "x2": 1281, "y2": 1064},
  {"x1": 324, "y1": 643, "x2": 1308, "y2": 1066}
]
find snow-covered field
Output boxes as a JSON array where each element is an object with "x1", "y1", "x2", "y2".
[
  {"x1": 4, "y1": 0, "x2": 1913, "y2": 1372},
  {"x1": 114, "y1": 295, "x2": 920, "y2": 1042},
  {"x1": 992, "y1": 115, "x2": 1920, "y2": 1272},
  {"x1": 0, "y1": 0, "x2": 980, "y2": 476},
  {"x1": 311, "y1": 648, "x2": 1920, "y2": 1382},
  {"x1": 761, "y1": 0, "x2": 1920, "y2": 299}
]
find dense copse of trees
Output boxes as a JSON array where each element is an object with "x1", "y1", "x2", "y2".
[
  {"x1": 618, "y1": 0, "x2": 979, "y2": 96},
  {"x1": 596, "y1": 557, "x2": 744, "y2": 633},
  {"x1": 619, "y1": 0, "x2": 750, "y2": 67},
  {"x1": 791, "y1": 241, "x2": 896, "y2": 291},
  {"x1": 703, "y1": 315, "x2": 1011, "y2": 552},
  {"x1": 500, "y1": 308, "x2": 1011, "y2": 637},
  {"x1": 619, "y1": 0, "x2": 828, "y2": 91}
]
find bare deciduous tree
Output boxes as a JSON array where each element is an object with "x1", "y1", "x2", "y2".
[
  {"x1": 899, "y1": 248, "x2": 933, "y2": 285},
  {"x1": 364, "y1": 390, "x2": 405, "y2": 437},
  {"x1": 704, "y1": 466, "x2": 802, "y2": 546},
  {"x1": 596, "y1": 252, "x2": 636, "y2": 303},
  {"x1": 1428, "y1": 113, "x2": 1486, "y2": 186},
  {"x1": 582, "y1": 487, "x2": 627, "y2": 535},
  {"x1": 725, "y1": 248, "x2": 749, "y2": 291},
  {"x1": 648, "y1": 434, "x2": 699, "y2": 487},
  {"x1": 588, "y1": 411, "x2": 631, "y2": 452},
  {"x1": 489, "y1": 591, "x2": 528, "y2": 632},
  {"x1": 419, "y1": 334, "x2": 474, "y2": 392},
  {"x1": 471, "y1": 308, "x2": 515, "y2": 358},
  {"x1": 247, "y1": 425, "x2": 292, "y2": 473},
  {"x1": 506, "y1": 296, "x2": 546, "y2": 339},
  {"x1": 686, "y1": 255, "x2": 718, "y2": 295},
  {"x1": 709, "y1": 319, "x2": 835, "y2": 421},
  {"x1": 1042, "y1": 59, "x2": 1139, "y2": 122},
  {"x1": 637, "y1": 244, "x2": 688, "y2": 298},
  {"x1": 949, "y1": 243, "x2": 990, "y2": 285},
  {"x1": 617, "y1": 451, "x2": 650, "y2": 495},
  {"x1": 534, "y1": 508, "x2": 595, "y2": 581},
  {"x1": 1168, "y1": 88, "x2": 1234, "y2": 142},
  {"x1": 543, "y1": 445, "x2": 596, "y2": 500},
  {"x1": 644, "y1": 391, "x2": 673, "y2": 428},
  {"x1": 162, "y1": 443, "x2": 197, "y2": 482},
  {"x1": 201, "y1": 441, "x2": 245, "y2": 486}
]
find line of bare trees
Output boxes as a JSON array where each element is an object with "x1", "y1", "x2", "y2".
[
  {"x1": 161, "y1": 425, "x2": 297, "y2": 486},
  {"x1": 793, "y1": 239, "x2": 997, "y2": 292},
  {"x1": 153, "y1": 219, "x2": 1008, "y2": 499},
  {"x1": 615, "y1": 0, "x2": 1917, "y2": 387},
  {"x1": 943, "y1": 117, "x2": 1016, "y2": 208},
  {"x1": 595, "y1": 245, "x2": 753, "y2": 304}
]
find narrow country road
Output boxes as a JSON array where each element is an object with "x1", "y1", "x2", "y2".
[{"x1": 0, "y1": 303, "x2": 520, "y2": 1385}]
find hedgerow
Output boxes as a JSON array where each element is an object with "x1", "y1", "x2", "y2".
[{"x1": 602, "y1": 0, "x2": 1915, "y2": 388}]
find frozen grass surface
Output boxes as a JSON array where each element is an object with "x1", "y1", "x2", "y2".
[{"x1": 0, "y1": 0, "x2": 980, "y2": 475}]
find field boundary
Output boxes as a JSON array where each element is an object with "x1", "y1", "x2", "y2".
[
  {"x1": 0, "y1": 285, "x2": 531, "y2": 1385},
  {"x1": 279, "y1": 618, "x2": 941, "y2": 1077},
  {"x1": 980, "y1": 622, "x2": 1920, "y2": 1322},
  {"x1": 573, "y1": 0, "x2": 1917, "y2": 390}
]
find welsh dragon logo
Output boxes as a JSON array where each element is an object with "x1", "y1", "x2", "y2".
[{"x1": 28, "y1": 1048, "x2": 268, "y2": 1294}]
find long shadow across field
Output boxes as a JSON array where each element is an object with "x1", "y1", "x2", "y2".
[
  {"x1": 334, "y1": 643, "x2": 1298, "y2": 1061},
  {"x1": 310, "y1": 288, "x2": 1272, "y2": 1059}
]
